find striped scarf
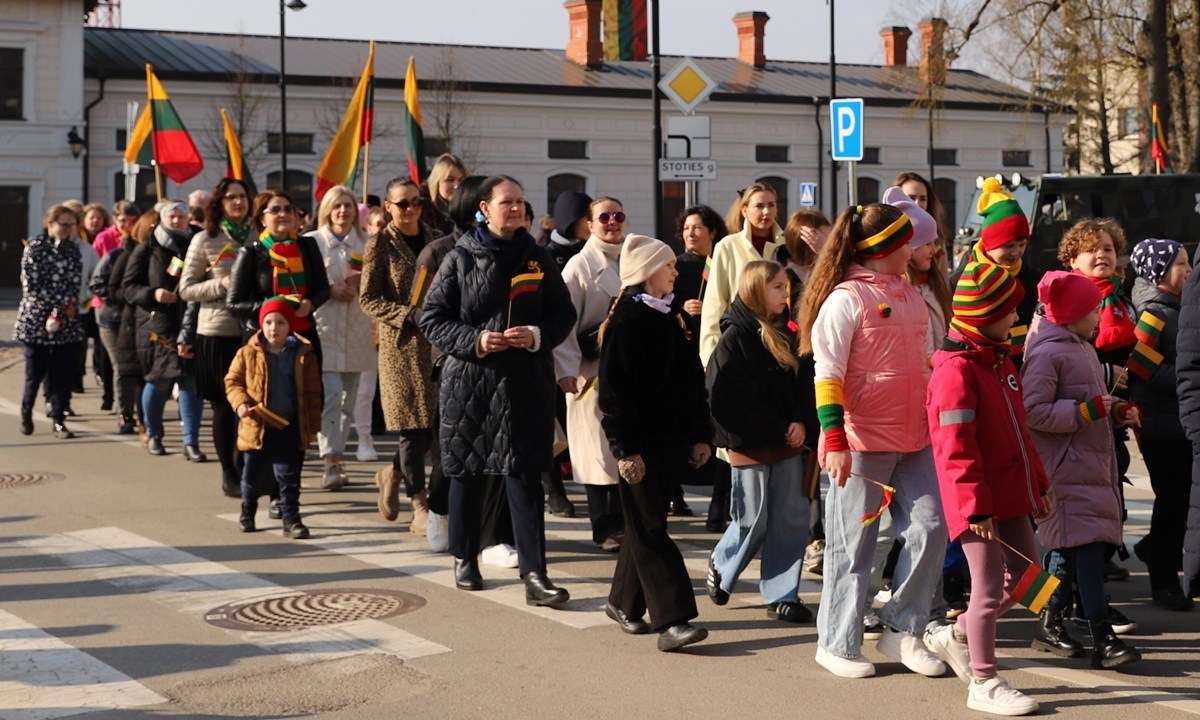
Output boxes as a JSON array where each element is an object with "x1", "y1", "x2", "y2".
[
  {"x1": 971, "y1": 241, "x2": 1022, "y2": 276},
  {"x1": 221, "y1": 217, "x2": 252, "y2": 244},
  {"x1": 1087, "y1": 272, "x2": 1137, "y2": 351},
  {"x1": 259, "y1": 229, "x2": 307, "y2": 298}
]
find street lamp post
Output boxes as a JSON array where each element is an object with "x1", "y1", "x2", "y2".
[
  {"x1": 828, "y1": 0, "x2": 837, "y2": 216},
  {"x1": 279, "y1": 0, "x2": 306, "y2": 190}
]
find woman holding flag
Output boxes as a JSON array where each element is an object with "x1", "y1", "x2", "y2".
[
  {"x1": 179, "y1": 177, "x2": 256, "y2": 496},
  {"x1": 121, "y1": 201, "x2": 203, "y2": 460},
  {"x1": 419, "y1": 175, "x2": 577, "y2": 604}
]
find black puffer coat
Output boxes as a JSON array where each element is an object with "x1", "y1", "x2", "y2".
[
  {"x1": 1131, "y1": 277, "x2": 1184, "y2": 439},
  {"x1": 226, "y1": 234, "x2": 330, "y2": 334},
  {"x1": 419, "y1": 226, "x2": 576, "y2": 477},
  {"x1": 706, "y1": 298, "x2": 817, "y2": 452},
  {"x1": 121, "y1": 226, "x2": 198, "y2": 382},
  {"x1": 598, "y1": 289, "x2": 713, "y2": 459},
  {"x1": 107, "y1": 238, "x2": 141, "y2": 377},
  {"x1": 1174, "y1": 266, "x2": 1200, "y2": 596}
]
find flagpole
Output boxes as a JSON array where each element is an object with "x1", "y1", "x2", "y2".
[
  {"x1": 362, "y1": 139, "x2": 371, "y2": 204},
  {"x1": 154, "y1": 163, "x2": 163, "y2": 202}
]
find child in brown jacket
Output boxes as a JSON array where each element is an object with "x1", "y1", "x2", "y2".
[{"x1": 225, "y1": 296, "x2": 322, "y2": 538}]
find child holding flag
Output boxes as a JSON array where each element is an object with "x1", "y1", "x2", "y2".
[
  {"x1": 1021, "y1": 271, "x2": 1142, "y2": 669},
  {"x1": 1129, "y1": 239, "x2": 1195, "y2": 611},
  {"x1": 798, "y1": 203, "x2": 948, "y2": 680},
  {"x1": 225, "y1": 297, "x2": 322, "y2": 539},
  {"x1": 926, "y1": 262, "x2": 1050, "y2": 716}
]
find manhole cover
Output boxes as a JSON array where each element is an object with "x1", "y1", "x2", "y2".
[
  {"x1": 0, "y1": 472, "x2": 65, "y2": 488},
  {"x1": 205, "y1": 589, "x2": 424, "y2": 632}
]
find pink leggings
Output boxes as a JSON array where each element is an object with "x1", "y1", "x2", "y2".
[{"x1": 956, "y1": 516, "x2": 1039, "y2": 678}]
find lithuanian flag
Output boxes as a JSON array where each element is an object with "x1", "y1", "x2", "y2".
[
  {"x1": 404, "y1": 57, "x2": 426, "y2": 182},
  {"x1": 166, "y1": 256, "x2": 185, "y2": 278},
  {"x1": 1012, "y1": 562, "x2": 1060, "y2": 614},
  {"x1": 602, "y1": 0, "x2": 648, "y2": 61},
  {"x1": 123, "y1": 65, "x2": 203, "y2": 184},
  {"x1": 1151, "y1": 103, "x2": 1173, "y2": 174},
  {"x1": 220, "y1": 108, "x2": 257, "y2": 195},
  {"x1": 1134, "y1": 311, "x2": 1165, "y2": 348},
  {"x1": 411, "y1": 265, "x2": 432, "y2": 308},
  {"x1": 510, "y1": 271, "x2": 544, "y2": 301},
  {"x1": 315, "y1": 41, "x2": 375, "y2": 202},
  {"x1": 1126, "y1": 341, "x2": 1164, "y2": 381},
  {"x1": 702, "y1": 255, "x2": 712, "y2": 282},
  {"x1": 252, "y1": 404, "x2": 290, "y2": 430},
  {"x1": 1008, "y1": 324, "x2": 1028, "y2": 356}
]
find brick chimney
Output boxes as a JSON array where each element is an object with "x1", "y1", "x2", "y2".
[
  {"x1": 918, "y1": 17, "x2": 948, "y2": 84},
  {"x1": 565, "y1": 0, "x2": 603, "y2": 68},
  {"x1": 733, "y1": 12, "x2": 769, "y2": 68},
  {"x1": 880, "y1": 26, "x2": 912, "y2": 67}
]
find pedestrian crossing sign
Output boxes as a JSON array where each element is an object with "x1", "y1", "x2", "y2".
[{"x1": 800, "y1": 182, "x2": 817, "y2": 207}]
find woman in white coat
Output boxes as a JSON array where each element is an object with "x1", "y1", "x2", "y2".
[
  {"x1": 308, "y1": 185, "x2": 376, "y2": 489},
  {"x1": 553, "y1": 197, "x2": 627, "y2": 550}
]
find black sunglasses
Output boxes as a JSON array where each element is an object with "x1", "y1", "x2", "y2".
[
  {"x1": 263, "y1": 204, "x2": 295, "y2": 215},
  {"x1": 597, "y1": 211, "x2": 626, "y2": 224},
  {"x1": 389, "y1": 198, "x2": 423, "y2": 211}
]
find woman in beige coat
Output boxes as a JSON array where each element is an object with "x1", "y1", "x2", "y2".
[
  {"x1": 309, "y1": 185, "x2": 376, "y2": 489},
  {"x1": 359, "y1": 177, "x2": 437, "y2": 533},
  {"x1": 553, "y1": 196, "x2": 626, "y2": 550}
]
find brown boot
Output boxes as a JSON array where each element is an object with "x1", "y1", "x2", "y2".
[
  {"x1": 138, "y1": 423, "x2": 148, "y2": 448},
  {"x1": 410, "y1": 490, "x2": 429, "y2": 535},
  {"x1": 375, "y1": 466, "x2": 401, "y2": 521}
]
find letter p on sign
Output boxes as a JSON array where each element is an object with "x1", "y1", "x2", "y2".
[{"x1": 830, "y1": 98, "x2": 864, "y2": 162}]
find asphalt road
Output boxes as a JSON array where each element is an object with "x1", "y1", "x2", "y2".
[{"x1": 1, "y1": 303, "x2": 1198, "y2": 719}]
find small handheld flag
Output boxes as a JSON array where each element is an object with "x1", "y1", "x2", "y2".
[
  {"x1": 579, "y1": 376, "x2": 598, "y2": 400},
  {"x1": 507, "y1": 270, "x2": 544, "y2": 327},
  {"x1": 209, "y1": 242, "x2": 236, "y2": 272},
  {"x1": 1011, "y1": 560, "x2": 1060, "y2": 614},
  {"x1": 1126, "y1": 341, "x2": 1164, "y2": 382},
  {"x1": 252, "y1": 403, "x2": 290, "y2": 430},
  {"x1": 1134, "y1": 311, "x2": 1165, "y2": 348},
  {"x1": 349, "y1": 251, "x2": 364, "y2": 272},
  {"x1": 167, "y1": 256, "x2": 184, "y2": 278},
  {"x1": 1008, "y1": 324, "x2": 1028, "y2": 356},
  {"x1": 698, "y1": 255, "x2": 713, "y2": 298},
  {"x1": 410, "y1": 265, "x2": 432, "y2": 308},
  {"x1": 853, "y1": 473, "x2": 895, "y2": 527}
]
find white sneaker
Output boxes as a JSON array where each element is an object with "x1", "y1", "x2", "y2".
[
  {"x1": 925, "y1": 624, "x2": 971, "y2": 683},
  {"x1": 815, "y1": 646, "x2": 875, "y2": 678},
  {"x1": 356, "y1": 436, "x2": 378, "y2": 462},
  {"x1": 426, "y1": 512, "x2": 449, "y2": 553},
  {"x1": 321, "y1": 463, "x2": 345, "y2": 490},
  {"x1": 967, "y1": 674, "x2": 1039, "y2": 716},
  {"x1": 481, "y1": 543, "x2": 519, "y2": 568},
  {"x1": 877, "y1": 627, "x2": 946, "y2": 677},
  {"x1": 863, "y1": 612, "x2": 884, "y2": 639}
]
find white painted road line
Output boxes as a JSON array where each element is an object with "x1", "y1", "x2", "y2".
[
  {"x1": 0, "y1": 608, "x2": 166, "y2": 720},
  {"x1": 18, "y1": 527, "x2": 450, "y2": 664},
  {"x1": 1003, "y1": 657, "x2": 1200, "y2": 716}
]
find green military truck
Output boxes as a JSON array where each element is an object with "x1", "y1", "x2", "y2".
[{"x1": 956, "y1": 173, "x2": 1200, "y2": 274}]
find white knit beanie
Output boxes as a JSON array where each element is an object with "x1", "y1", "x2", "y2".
[{"x1": 619, "y1": 234, "x2": 675, "y2": 287}]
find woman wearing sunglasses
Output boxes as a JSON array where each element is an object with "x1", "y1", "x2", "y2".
[
  {"x1": 227, "y1": 190, "x2": 330, "y2": 359},
  {"x1": 552, "y1": 197, "x2": 628, "y2": 552},
  {"x1": 359, "y1": 177, "x2": 440, "y2": 535}
]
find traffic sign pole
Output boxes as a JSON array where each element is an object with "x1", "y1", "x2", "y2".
[
  {"x1": 651, "y1": 0, "x2": 662, "y2": 240},
  {"x1": 848, "y1": 161, "x2": 858, "y2": 208}
]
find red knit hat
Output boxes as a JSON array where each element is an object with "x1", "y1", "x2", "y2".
[
  {"x1": 1037, "y1": 271, "x2": 1102, "y2": 326},
  {"x1": 977, "y1": 178, "x2": 1030, "y2": 251},
  {"x1": 258, "y1": 295, "x2": 309, "y2": 332}
]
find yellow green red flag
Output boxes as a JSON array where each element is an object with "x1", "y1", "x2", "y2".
[
  {"x1": 404, "y1": 56, "x2": 426, "y2": 182},
  {"x1": 123, "y1": 65, "x2": 203, "y2": 184},
  {"x1": 220, "y1": 108, "x2": 256, "y2": 195},
  {"x1": 315, "y1": 41, "x2": 376, "y2": 202}
]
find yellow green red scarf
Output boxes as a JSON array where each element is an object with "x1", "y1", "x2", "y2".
[{"x1": 259, "y1": 229, "x2": 307, "y2": 298}]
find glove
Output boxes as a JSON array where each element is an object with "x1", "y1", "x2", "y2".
[{"x1": 618, "y1": 455, "x2": 646, "y2": 484}]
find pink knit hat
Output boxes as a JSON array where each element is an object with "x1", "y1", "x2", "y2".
[
  {"x1": 1037, "y1": 271, "x2": 1102, "y2": 326},
  {"x1": 881, "y1": 186, "x2": 938, "y2": 248}
]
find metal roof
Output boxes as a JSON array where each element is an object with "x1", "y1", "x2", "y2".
[{"x1": 83, "y1": 28, "x2": 1054, "y2": 112}]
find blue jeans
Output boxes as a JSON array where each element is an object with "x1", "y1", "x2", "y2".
[
  {"x1": 141, "y1": 376, "x2": 201, "y2": 446},
  {"x1": 817, "y1": 447, "x2": 947, "y2": 658},
  {"x1": 243, "y1": 425, "x2": 302, "y2": 518},
  {"x1": 1045, "y1": 541, "x2": 1107, "y2": 620},
  {"x1": 712, "y1": 453, "x2": 811, "y2": 604}
]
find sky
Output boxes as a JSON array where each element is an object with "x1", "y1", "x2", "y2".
[{"x1": 116, "y1": 0, "x2": 932, "y2": 68}]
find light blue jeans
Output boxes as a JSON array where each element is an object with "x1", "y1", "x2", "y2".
[
  {"x1": 712, "y1": 454, "x2": 811, "y2": 604},
  {"x1": 816, "y1": 447, "x2": 947, "y2": 658},
  {"x1": 318, "y1": 370, "x2": 360, "y2": 458},
  {"x1": 141, "y1": 376, "x2": 201, "y2": 447}
]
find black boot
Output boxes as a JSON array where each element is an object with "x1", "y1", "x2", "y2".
[
  {"x1": 524, "y1": 570, "x2": 569, "y2": 607},
  {"x1": 543, "y1": 475, "x2": 576, "y2": 518},
  {"x1": 19, "y1": 407, "x2": 33, "y2": 435},
  {"x1": 282, "y1": 515, "x2": 310, "y2": 539},
  {"x1": 1088, "y1": 619, "x2": 1140, "y2": 669},
  {"x1": 239, "y1": 502, "x2": 257, "y2": 532},
  {"x1": 1031, "y1": 607, "x2": 1085, "y2": 658},
  {"x1": 222, "y1": 471, "x2": 241, "y2": 498},
  {"x1": 454, "y1": 558, "x2": 483, "y2": 591},
  {"x1": 117, "y1": 414, "x2": 136, "y2": 435}
]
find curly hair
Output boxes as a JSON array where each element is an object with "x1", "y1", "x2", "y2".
[
  {"x1": 204, "y1": 177, "x2": 254, "y2": 235},
  {"x1": 675, "y1": 204, "x2": 726, "y2": 246},
  {"x1": 1057, "y1": 218, "x2": 1126, "y2": 267}
]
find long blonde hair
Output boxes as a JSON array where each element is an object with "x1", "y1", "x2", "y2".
[
  {"x1": 725, "y1": 183, "x2": 778, "y2": 235},
  {"x1": 316, "y1": 185, "x2": 366, "y2": 242},
  {"x1": 739, "y1": 261, "x2": 799, "y2": 371},
  {"x1": 798, "y1": 203, "x2": 905, "y2": 355}
]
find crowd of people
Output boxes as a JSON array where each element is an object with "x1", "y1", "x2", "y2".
[{"x1": 14, "y1": 158, "x2": 1200, "y2": 716}]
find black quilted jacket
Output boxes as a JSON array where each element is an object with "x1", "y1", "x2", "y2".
[
  {"x1": 419, "y1": 226, "x2": 576, "y2": 477},
  {"x1": 1174, "y1": 266, "x2": 1200, "y2": 596}
]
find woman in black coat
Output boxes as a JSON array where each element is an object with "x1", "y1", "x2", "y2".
[
  {"x1": 107, "y1": 211, "x2": 157, "y2": 440},
  {"x1": 122, "y1": 201, "x2": 203, "y2": 460},
  {"x1": 419, "y1": 175, "x2": 576, "y2": 605},
  {"x1": 226, "y1": 189, "x2": 330, "y2": 361},
  {"x1": 597, "y1": 234, "x2": 713, "y2": 652}
]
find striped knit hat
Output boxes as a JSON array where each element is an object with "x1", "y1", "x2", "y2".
[
  {"x1": 977, "y1": 178, "x2": 1030, "y2": 251},
  {"x1": 952, "y1": 262, "x2": 1025, "y2": 327},
  {"x1": 854, "y1": 208, "x2": 913, "y2": 259}
]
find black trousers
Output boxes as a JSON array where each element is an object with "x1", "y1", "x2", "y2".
[
  {"x1": 210, "y1": 399, "x2": 242, "y2": 479},
  {"x1": 1140, "y1": 432, "x2": 1192, "y2": 585},
  {"x1": 609, "y1": 447, "x2": 698, "y2": 632},
  {"x1": 585, "y1": 484, "x2": 623, "y2": 544},
  {"x1": 393, "y1": 428, "x2": 433, "y2": 497},
  {"x1": 450, "y1": 473, "x2": 544, "y2": 576},
  {"x1": 23, "y1": 343, "x2": 75, "y2": 421}
]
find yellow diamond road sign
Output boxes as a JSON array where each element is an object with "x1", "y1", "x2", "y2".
[{"x1": 659, "y1": 57, "x2": 717, "y2": 115}]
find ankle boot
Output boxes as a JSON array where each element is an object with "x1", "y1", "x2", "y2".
[
  {"x1": 239, "y1": 501, "x2": 257, "y2": 532},
  {"x1": 1088, "y1": 619, "x2": 1140, "y2": 669},
  {"x1": 1031, "y1": 607, "x2": 1085, "y2": 658},
  {"x1": 524, "y1": 570, "x2": 570, "y2": 607},
  {"x1": 282, "y1": 515, "x2": 310, "y2": 540},
  {"x1": 454, "y1": 558, "x2": 483, "y2": 591},
  {"x1": 543, "y1": 475, "x2": 576, "y2": 518}
]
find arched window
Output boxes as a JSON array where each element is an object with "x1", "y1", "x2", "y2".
[
  {"x1": 933, "y1": 177, "x2": 958, "y2": 232},
  {"x1": 757, "y1": 175, "x2": 790, "y2": 225},
  {"x1": 546, "y1": 172, "x2": 587, "y2": 216},
  {"x1": 857, "y1": 177, "x2": 880, "y2": 205},
  {"x1": 266, "y1": 170, "x2": 315, "y2": 215}
]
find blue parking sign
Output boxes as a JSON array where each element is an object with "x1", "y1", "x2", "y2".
[{"x1": 830, "y1": 98, "x2": 864, "y2": 162}]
